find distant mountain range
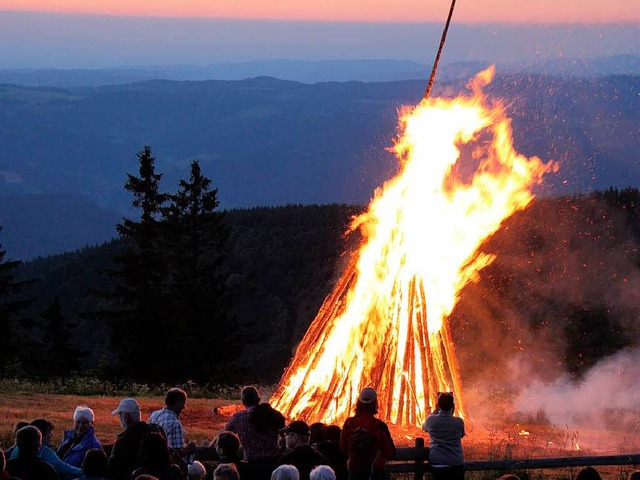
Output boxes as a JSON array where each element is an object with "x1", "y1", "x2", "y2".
[
  {"x1": 1, "y1": 56, "x2": 638, "y2": 88},
  {"x1": 0, "y1": 71, "x2": 638, "y2": 259},
  {"x1": 0, "y1": 194, "x2": 120, "y2": 259}
]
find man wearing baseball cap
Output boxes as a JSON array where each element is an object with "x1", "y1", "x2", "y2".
[
  {"x1": 340, "y1": 387, "x2": 395, "y2": 480},
  {"x1": 108, "y1": 397, "x2": 163, "y2": 480},
  {"x1": 111, "y1": 398, "x2": 140, "y2": 419},
  {"x1": 278, "y1": 420, "x2": 329, "y2": 480}
]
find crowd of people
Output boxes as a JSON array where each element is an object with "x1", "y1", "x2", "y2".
[
  {"x1": 0, "y1": 386, "x2": 394, "y2": 480},
  {"x1": 0, "y1": 387, "x2": 635, "y2": 480}
]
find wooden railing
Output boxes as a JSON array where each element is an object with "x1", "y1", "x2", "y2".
[{"x1": 386, "y1": 438, "x2": 640, "y2": 479}]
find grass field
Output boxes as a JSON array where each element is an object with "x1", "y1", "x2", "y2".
[
  {"x1": 2, "y1": 392, "x2": 640, "y2": 480},
  {"x1": 0, "y1": 392, "x2": 236, "y2": 449}
]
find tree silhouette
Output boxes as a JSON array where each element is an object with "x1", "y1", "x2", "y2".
[
  {"x1": 0, "y1": 227, "x2": 34, "y2": 374},
  {"x1": 41, "y1": 297, "x2": 80, "y2": 375},
  {"x1": 108, "y1": 146, "x2": 171, "y2": 381},
  {"x1": 163, "y1": 160, "x2": 230, "y2": 381}
]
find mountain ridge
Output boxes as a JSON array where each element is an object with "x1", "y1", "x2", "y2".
[
  {"x1": 1, "y1": 56, "x2": 638, "y2": 88},
  {"x1": 0, "y1": 73, "x2": 638, "y2": 259}
]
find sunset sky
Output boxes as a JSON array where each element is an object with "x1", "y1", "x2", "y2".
[
  {"x1": 1, "y1": 0, "x2": 638, "y2": 23},
  {"x1": 0, "y1": 0, "x2": 637, "y2": 68}
]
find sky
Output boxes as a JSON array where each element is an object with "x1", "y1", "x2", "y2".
[
  {"x1": 1, "y1": 0, "x2": 639, "y2": 23},
  {"x1": 0, "y1": 1, "x2": 638, "y2": 68}
]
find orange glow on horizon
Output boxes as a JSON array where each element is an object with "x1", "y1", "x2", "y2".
[{"x1": 1, "y1": 0, "x2": 637, "y2": 23}]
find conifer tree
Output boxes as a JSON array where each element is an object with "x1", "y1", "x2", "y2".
[
  {"x1": 41, "y1": 297, "x2": 80, "y2": 375},
  {"x1": 0, "y1": 228, "x2": 33, "y2": 374},
  {"x1": 163, "y1": 160, "x2": 229, "y2": 381},
  {"x1": 108, "y1": 146, "x2": 170, "y2": 381}
]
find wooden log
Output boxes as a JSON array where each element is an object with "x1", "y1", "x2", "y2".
[
  {"x1": 404, "y1": 277, "x2": 417, "y2": 425},
  {"x1": 406, "y1": 307, "x2": 416, "y2": 426},
  {"x1": 414, "y1": 279, "x2": 431, "y2": 417},
  {"x1": 439, "y1": 314, "x2": 466, "y2": 418},
  {"x1": 382, "y1": 287, "x2": 401, "y2": 422}
]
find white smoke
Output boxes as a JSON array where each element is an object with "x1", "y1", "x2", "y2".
[{"x1": 512, "y1": 348, "x2": 640, "y2": 431}]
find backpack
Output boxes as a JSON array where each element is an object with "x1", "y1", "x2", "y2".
[{"x1": 349, "y1": 426, "x2": 377, "y2": 458}]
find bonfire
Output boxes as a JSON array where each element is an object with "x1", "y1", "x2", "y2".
[{"x1": 271, "y1": 67, "x2": 557, "y2": 428}]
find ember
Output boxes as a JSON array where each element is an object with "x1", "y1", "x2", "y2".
[{"x1": 271, "y1": 67, "x2": 557, "y2": 427}]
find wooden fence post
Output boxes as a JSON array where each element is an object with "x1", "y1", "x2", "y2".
[{"x1": 414, "y1": 437, "x2": 426, "y2": 480}]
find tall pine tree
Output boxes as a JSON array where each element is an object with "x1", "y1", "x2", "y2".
[
  {"x1": 41, "y1": 297, "x2": 80, "y2": 375},
  {"x1": 0, "y1": 227, "x2": 33, "y2": 374},
  {"x1": 108, "y1": 146, "x2": 171, "y2": 381},
  {"x1": 163, "y1": 160, "x2": 230, "y2": 382}
]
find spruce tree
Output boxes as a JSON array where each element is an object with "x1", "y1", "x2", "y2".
[
  {"x1": 0, "y1": 228, "x2": 33, "y2": 374},
  {"x1": 163, "y1": 160, "x2": 229, "y2": 382},
  {"x1": 41, "y1": 297, "x2": 80, "y2": 375},
  {"x1": 108, "y1": 146, "x2": 170, "y2": 381}
]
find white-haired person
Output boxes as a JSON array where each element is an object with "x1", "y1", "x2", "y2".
[
  {"x1": 214, "y1": 463, "x2": 240, "y2": 480},
  {"x1": 272, "y1": 464, "x2": 300, "y2": 480},
  {"x1": 310, "y1": 465, "x2": 336, "y2": 480},
  {"x1": 188, "y1": 460, "x2": 206, "y2": 480},
  {"x1": 57, "y1": 406, "x2": 103, "y2": 468}
]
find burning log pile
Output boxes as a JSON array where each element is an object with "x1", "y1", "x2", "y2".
[
  {"x1": 271, "y1": 67, "x2": 558, "y2": 428},
  {"x1": 272, "y1": 254, "x2": 464, "y2": 427}
]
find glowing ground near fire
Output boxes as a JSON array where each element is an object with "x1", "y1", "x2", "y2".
[
  {"x1": 0, "y1": 391, "x2": 638, "y2": 458},
  {"x1": 271, "y1": 67, "x2": 558, "y2": 427}
]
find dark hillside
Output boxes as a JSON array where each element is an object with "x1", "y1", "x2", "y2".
[
  {"x1": 14, "y1": 192, "x2": 640, "y2": 383},
  {"x1": 16, "y1": 203, "x2": 363, "y2": 380}
]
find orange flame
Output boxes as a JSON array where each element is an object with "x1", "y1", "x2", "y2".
[{"x1": 271, "y1": 67, "x2": 557, "y2": 427}]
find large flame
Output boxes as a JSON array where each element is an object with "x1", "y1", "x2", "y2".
[{"x1": 271, "y1": 67, "x2": 557, "y2": 427}]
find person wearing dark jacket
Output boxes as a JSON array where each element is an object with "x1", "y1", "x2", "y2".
[
  {"x1": 108, "y1": 398, "x2": 164, "y2": 480},
  {"x1": 202, "y1": 431, "x2": 251, "y2": 480},
  {"x1": 130, "y1": 432, "x2": 183, "y2": 480},
  {"x1": 279, "y1": 421, "x2": 329, "y2": 480},
  {"x1": 340, "y1": 387, "x2": 395, "y2": 480},
  {"x1": 4, "y1": 421, "x2": 29, "y2": 460},
  {"x1": 312, "y1": 425, "x2": 347, "y2": 480},
  {"x1": 6, "y1": 425, "x2": 59, "y2": 480},
  {"x1": 10, "y1": 419, "x2": 83, "y2": 479},
  {"x1": 77, "y1": 448, "x2": 109, "y2": 480},
  {"x1": 225, "y1": 386, "x2": 285, "y2": 480}
]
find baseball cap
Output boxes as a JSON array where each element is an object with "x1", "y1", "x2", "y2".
[
  {"x1": 279, "y1": 420, "x2": 310, "y2": 436},
  {"x1": 111, "y1": 398, "x2": 140, "y2": 415},
  {"x1": 358, "y1": 387, "x2": 378, "y2": 404}
]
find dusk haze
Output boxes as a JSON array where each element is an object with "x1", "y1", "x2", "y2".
[{"x1": 2, "y1": 0, "x2": 639, "y2": 22}]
